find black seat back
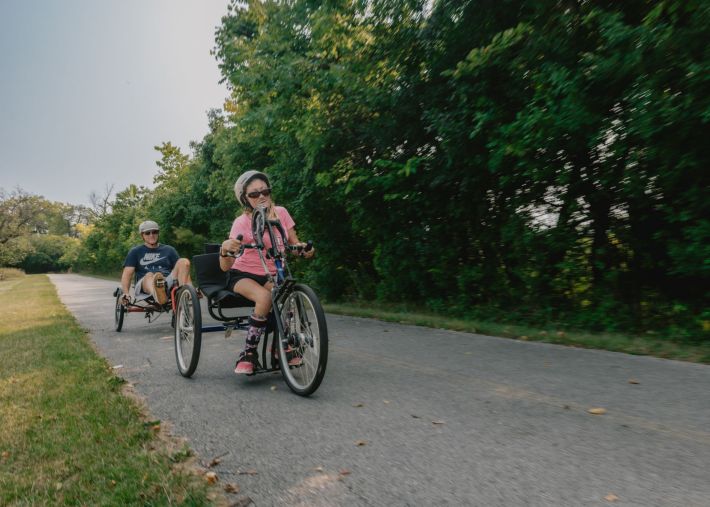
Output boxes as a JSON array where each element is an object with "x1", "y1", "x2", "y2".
[
  {"x1": 192, "y1": 252, "x2": 252, "y2": 309},
  {"x1": 204, "y1": 243, "x2": 220, "y2": 254},
  {"x1": 193, "y1": 253, "x2": 225, "y2": 291}
]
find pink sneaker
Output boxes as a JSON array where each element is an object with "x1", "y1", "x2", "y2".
[
  {"x1": 272, "y1": 345, "x2": 303, "y2": 367},
  {"x1": 234, "y1": 351, "x2": 258, "y2": 375}
]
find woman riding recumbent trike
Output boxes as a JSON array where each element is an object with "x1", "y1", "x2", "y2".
[{"x1": 174, "y1": 205, "x2": 328, "y2": 396}]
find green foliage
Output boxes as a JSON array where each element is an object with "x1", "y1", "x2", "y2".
[
  {"x1": 19, "y1": 235, "x2": 80, "y2": 274},
  {"x1": 0, "y1": 189, "x2": 87, "y2": 272},
  {"x1": 69, "y1": 0, "x2": 708, "y2": 340}
]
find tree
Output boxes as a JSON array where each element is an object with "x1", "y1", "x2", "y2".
[{"x1": 0, "y1": 189, "x2": 49, "y2": 245}]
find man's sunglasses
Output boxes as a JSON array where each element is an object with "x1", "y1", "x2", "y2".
[
  {"x1": 246, "y1": 188, "x2": 272, "y2": 199},
  {"x1": 143, "y1": 230, "x2": 159, "y2": 236}
]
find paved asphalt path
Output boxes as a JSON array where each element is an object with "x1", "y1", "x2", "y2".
[{"x1": 49, "y1": 274, "x2": 709, "y2": 506}]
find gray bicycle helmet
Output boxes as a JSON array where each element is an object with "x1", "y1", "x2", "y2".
[
  {"x1": 138, "y1": 220, "x2": 160, "y2": 233},
  {"x1": 234, "y1": 170, "x2": 271, "y2": 208}
]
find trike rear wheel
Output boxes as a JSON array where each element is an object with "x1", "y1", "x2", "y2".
[
  {"x1": 174, "y1": 285, "x2": 202, "y2": 377},
  {"x1": 277, "y1": 283, "x2": 328, "y2": 396}
]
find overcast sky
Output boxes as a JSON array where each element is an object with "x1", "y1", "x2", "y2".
[{"x1": 0, "y1": 0, "x2": 230, "y2": 206}]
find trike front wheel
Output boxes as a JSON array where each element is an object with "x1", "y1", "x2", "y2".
[
  {"x1": 174, "y1": 285, "x2": 202, "y2": 377},
  {"x1": 277, "y1": 284, "x2": 328, "y2": 396},
  {"x1": 114, "y1": 290, "x2": 125, "y2": 332}
]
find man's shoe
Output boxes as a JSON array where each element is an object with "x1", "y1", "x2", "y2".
[
  {"x1": 153, "y1": 273, "x2": 168, "y2": 305},
  {"x1": 234, "y1": 350, "x2": 259, "y2": 375}
]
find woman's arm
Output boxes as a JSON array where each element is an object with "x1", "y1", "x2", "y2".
[
  {"x1": 219, "y1": 238, "x2": 241, "y2": 271},
  {"x1": 287, "y1": 228, "x2": 315, "y2": 259}
]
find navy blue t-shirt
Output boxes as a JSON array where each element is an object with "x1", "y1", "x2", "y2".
[{"x1": 123, "y1": 244, "x2": 179, "y2": 280}]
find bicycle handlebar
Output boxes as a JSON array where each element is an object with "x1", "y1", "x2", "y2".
[{"x1": 222, "y1": 235, "x2": 313, "y2": 258}]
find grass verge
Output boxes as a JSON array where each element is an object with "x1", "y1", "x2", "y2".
[
  {"x1": 0, "y1": 274, "x2": 215, "y2": 505},
  {"x1": 0, "y1": 267, "x2": 25, "y2": 281},
  {"x1": 325, "y1": 302, "x2": 710, "y2": 364}
]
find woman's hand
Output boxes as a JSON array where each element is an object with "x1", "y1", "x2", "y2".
[
  {"x1": 221, "y1": 238, "x2": 241, "y2": 257},
  {"x1": 297, "y1": 242, "x2": 315, "y2": 259}
]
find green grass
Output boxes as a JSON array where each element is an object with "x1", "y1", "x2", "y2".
[
  {"x1": 0, "y1": 267, "x2": 25, "y2": 281},
  {"x1": 0, "y1": 274, "x2": 215, "y2": 505},
  {"x1": 325, "y1": 302, "x2": 710, "y2": 364}
]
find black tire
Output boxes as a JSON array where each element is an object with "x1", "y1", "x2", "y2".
[
  {"x1": 174, "y1": 285, "x2": 202, "y2": 377},
  {"x1": 115, "y1": 290, "x2": 126, "y2": 332},
  {"x1": 276, "y1": 283, "x2": 328, "y2": 396}
]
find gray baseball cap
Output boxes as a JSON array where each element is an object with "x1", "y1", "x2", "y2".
[{"x1": 138, "y1": 220, "x2": 160, "y2": 233}]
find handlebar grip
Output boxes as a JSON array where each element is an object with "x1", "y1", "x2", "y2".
[
  {"x1": 236, "y1": 234, "x2": 243, "y2": 241},
  {"x1": 304, "y1": 240, "x2": 313, "y2": 252}
]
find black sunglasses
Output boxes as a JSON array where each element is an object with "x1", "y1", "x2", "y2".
[
  {"x1": 246, "y1": 188, "x2": 272, "y2": 199},
  {"x1": 143, "y1": 230, "x2": 159, "y2": 236}
]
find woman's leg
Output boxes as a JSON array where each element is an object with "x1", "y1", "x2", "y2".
[{"x1": 232, "y1": 278, "x2": 273, "y2": 373}]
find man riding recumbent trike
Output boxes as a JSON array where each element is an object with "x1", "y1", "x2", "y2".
[{"x1": 113, "y1": 220, "x2": 193, "y2": 331}]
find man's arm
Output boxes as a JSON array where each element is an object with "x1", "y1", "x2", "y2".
[{"x1": 121, "y1": 266, "x2": 135, "y2": 296}]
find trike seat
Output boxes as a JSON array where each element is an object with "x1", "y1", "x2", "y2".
[{"x1": 192, "y1": 252, "x2": 253, "y2": 309}]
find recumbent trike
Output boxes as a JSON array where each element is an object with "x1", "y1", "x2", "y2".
[
  {"x1": 113, "y1": 274, "x2": 178, "y2": 331},
  {"x1": 172, "y1": 206, "x2": 328, "y2": 396}
]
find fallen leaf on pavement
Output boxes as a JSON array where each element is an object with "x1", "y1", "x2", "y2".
[
  {"x1": 313, "y1": 466, "x2": 324, "y2": 472},
  {"x1": 238, "y1": 469, "x2": 258, "y2": 476},
  {"x1": 411, "y1": 414, "x2": 421, "y2": 419},
  {"x1": 339, "y1": 469, "x2": 351, "y2": 476},
  {"x1": 270, "y1": 385, "x2": 277, "y2": 391},
  {"x1": 604, "y1": 493, "x2": 619, "y2": 502},
  {"x1": 588, "y1": 408, "x2": 607, "y2": 415},
  {"x1": 224, "y1": 483, "x2": 240, "y2": 494},
  {"x1": 205, "y1": 472, "x2": 218, "y2": 484},
  {"x1": 628, "y1": 379, "x2": 640, "y2": 384},
  {"x1": 355, "y1": 440, "x2": 368, "y2": 446},
  {"x1": 383, "y1": 400, "x2": 390, "y2": 404},
  {"x1": 208, "y1": 458, "x2": 221, "y2": 468},
  {"x1": 353, "y1": 402, "x2": 364, "y2": 407},
  {"x1": 432, "y1": 420, "x2": 446, "y2": 425}
]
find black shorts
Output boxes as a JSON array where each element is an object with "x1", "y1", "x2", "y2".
[{"x1": 226, "y1": 269, "x2": 270, "y2": 291}]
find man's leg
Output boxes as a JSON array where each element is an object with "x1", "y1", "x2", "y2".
[
  {"x1": 170, "y1": 258, "x2": 192, "y2": 286},
  {"x1": 140, "y1": 273, "x2": 156, "y2": 294}
]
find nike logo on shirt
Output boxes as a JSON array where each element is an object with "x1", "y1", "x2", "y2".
[{"x1": 139, "y1": 254, "x2": 163, "y2": 266}]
